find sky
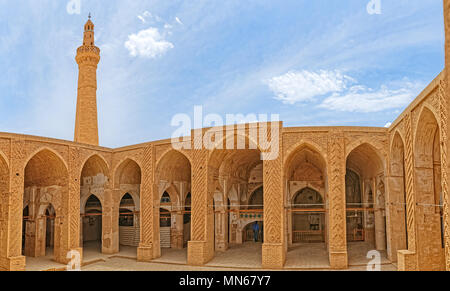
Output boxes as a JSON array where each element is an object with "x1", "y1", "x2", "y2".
[{"x1": 0, "y1": 0, "x2": 445, "y2": 148}]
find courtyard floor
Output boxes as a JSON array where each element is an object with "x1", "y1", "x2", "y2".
[{"x1": 23, "y1": 241, "x2": 397, "y2": 271}]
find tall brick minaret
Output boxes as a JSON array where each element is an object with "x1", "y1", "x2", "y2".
[{"x1": 74, "y1": 15, "x2": 100, "y2": 145}]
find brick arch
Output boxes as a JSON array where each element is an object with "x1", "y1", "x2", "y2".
[
  {"x1": 80, "y1": 154, "x2": 110, "y2": 187},
  {"x1": 207, "y1": 131, "x2": 262, "y2": 159},
  {"x1": 346, "y1": 142, "x2": 385, "y2": 178},
  {"x1": 155, "y1": 149, "x2": 191, "y2": 183},
  {"x1": 208, "y1": 133, "x2": 262, "y2": 187},
  {"x1": 118, "y1": 191, "x2": 140, "y2": 211},
  {"x1": 411, "y1": 104, "x2": 444, "y2": 270},
  {"x1": 24, "y1": 148, "x2": 69, "y2": 187},
  {"x1": 290, "y1": 185, "x2": 324, "y2": 202},
  {"x1": 283, "y1": 140, "x2": 327, "y2": 167},
  {"x1": 160, "y1": 183, "x2": 180, "y2": 206},
  {"x1": 24, "y1": 146, "x2": 69, "y2": 173},
  {"x1": 80, "y1": 193, "x2": 103, "y2": 214},
  {"x1": 390, "y1": 131, "x2": 405, "y2": 177},
  {"x1": 346, "y1": 138, "x2": 386, "y2": 161},
  {"x1": 113, "y1": 158, "x2": 141, "y2": 189},
  {"x1": 413, "y1": 104, "x2": 440, "y2": 141},
  {"x1": 414, "y1": 106, "x2": 440, "y2": 165},
  {"x1": 283, "y1": 141, "x2": 327, "y2": 192},
  {"x1": 157, "y1": 147, "x2": 192, "y2": 167},
  {"x1": 80, "y1": 153, "x2": 111, "y2": 180}
]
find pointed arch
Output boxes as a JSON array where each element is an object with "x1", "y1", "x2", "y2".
[
  {"x1": 155, "y1": 149, "x2": 191, "y2": 182},
  {"x1": 24, "y1": 148, "x2": 69, "y2": 187},
  {"x1": 80, "y1": 154, "x2": 110, "y2": 187},
  {"x1": 113, "y1": 157, "x2": 142, "y2": 189}
]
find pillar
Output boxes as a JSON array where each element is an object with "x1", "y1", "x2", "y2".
[
  {"x1": 215, "y1": 206, "x2": 228, "y2": 252},
  {"x1": 385, "y1": 172, "x2": 407, "y2": 262},
  {"x1": 397, "y1": 113, "x2": 418, "y2": 271},
  {"x1": 327, "y1": 132, "x2": 348, "y2": 269},
  {"x1": 187, "y1": 147, "x2": 215, "y2": 265},
  {"x1": 261, "y1": 122, "x2": 286, "y2": 269},
  {"x1": 137, "y1": 145, "x2": 158, "y2": 262},
  {"x1": 110, "y1": 189, "x2": 120, "y2": 254},
  {"x1": 0, "y1": 139, "x2": 26, "y2": 271},
  {"x1": 172, "y1": 211, "x2": 184, "y2": 249}
]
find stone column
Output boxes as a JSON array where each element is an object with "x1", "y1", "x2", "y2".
[
  {"x1": 327, "y1": 132, "x2": 348, "y2": 269},
  {"x1": 385, "y1": 172, "x2": 407, "y2": 262},
  {"x1": 57, "y1": 146, "x2": 83, "y2": 266},
  {"x1": 374, "y1": 179, "x2": 387, "y2": 251},
  {"x1": 0, "y1": 139, "x2": 26, "y2": 271},
  {"x1": 110, "y1": 189, "x2": 120, "y2": 254},
  {"x1": 188, "y1": 148, "x2": 215, "y2": 265},
  {"x1": 261, "y1": 123, "x2": 286, "y2": 269},
  {"x1": 172, "y1": 211, "x2": 184, "y2": 249},
  {"x1": 397, "y1": 113, "x2": 418, "y2": 271},
  {"x1": 215, "y1": 206, "x2": 228, "y2": 252},
  {"x1": 137, "y1": 145, "x2": 158, "y2": 262},
  {"x1": 101, "y1": 189, "x2": 114, "y2": 254}
]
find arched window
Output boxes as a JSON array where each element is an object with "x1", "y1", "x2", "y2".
[{"x1": 161, "y1": 192, "x2": 171, "y2": 204}]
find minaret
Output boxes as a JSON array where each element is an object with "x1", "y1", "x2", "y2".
[{"x1": 74, "y1": 14, "x2": 100, "y2": 145}]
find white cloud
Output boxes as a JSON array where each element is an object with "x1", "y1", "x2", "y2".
[
  {"x1": 267, "y1": 70, "x2": 354, "y2": 104},
  {"x1": 384, "y1": 122, "x2": 392, "y2": 128},
  {"x1": 125, "y1": 28, "x2": 174, "y2": 58},
  {"x1": 137, "y1": 15, "x2": 146, "y2": 23},
  {"x1": 318, "y1": 82, "x2": 420, "y2": 113},
  {"x1": 175, "y1": 17, "x2": 184, "y2": 25}
]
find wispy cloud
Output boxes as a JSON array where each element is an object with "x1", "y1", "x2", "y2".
[
  {"x1": 267, "y1": 68, "x2": 423, "y2": 113},
  {"x1": 175, "y1": 17, "x2": 183, "y2": 25},
  {"x1": 318, "y1": 80, "x2": 422, "y2": 113},
  {"x1": 266, "y1": 70, "x2": 354, "y2": 104},
  {"x1": 124, "y1": 27, "x2": 174, "y2": 58}
]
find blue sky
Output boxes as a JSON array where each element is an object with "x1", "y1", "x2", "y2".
[{"x1": 0, "y1": 0, "x2": 445, "y2": 148}]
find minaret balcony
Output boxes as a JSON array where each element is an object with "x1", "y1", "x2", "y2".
[{"x1": 76, "y1": 45, "x2": 100, "y2": 55}]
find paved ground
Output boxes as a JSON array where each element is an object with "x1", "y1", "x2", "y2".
[{"x1": 23, "y1": 241, "x2": 397, "y2": 271}]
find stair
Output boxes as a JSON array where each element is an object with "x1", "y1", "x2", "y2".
[{"x1": 160, "y1": 227, "x2": 171, "y2": 248}]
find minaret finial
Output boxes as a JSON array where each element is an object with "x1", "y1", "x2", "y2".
[{"x1": 88, "y1": 12, "x2": 91, "y2": 20}]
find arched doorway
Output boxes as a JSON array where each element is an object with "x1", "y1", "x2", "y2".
[
  {"x1": 82, "y1": 195, "x2": 102, "y2": 252},
  {"x1": 292, "y1": 188, "x2": 325, "y2": 243},
  {"x1": 206, "y1": 137, "x2": 263, "y2": 267},
  {"x1": 80, "y1": 155, "x2": 109, "y2": 254},
  {"x1": 44, "y1": 204, "x2": 56, "y2": 255},
  {"x1": 119, "y1": 193, "x2": 139, "y2": 250},
  {"x1": 345, "y1": 169, "x2": 364, "y2": 242},
  {"x1": 242, "y1": 186, "x2": 264, "y2": 243},
  {"x1": 154, "y1": 150, "x2": 191, "y2": 261},
  {"x1": 345, "y1": 143, "x2": 387, "y2": 264},
  {"x1": 283, "y1": 144, "x2": 328, "y2": 268},
  {"x1": 160, "y1": 208, "x2": 171, "y2": 249},
  {"x1": 23, "y1": 149, "x2": 68, "y2": 263},
  {"x1": 114, "y1": 158, "x2": 141, "y2": 254}
]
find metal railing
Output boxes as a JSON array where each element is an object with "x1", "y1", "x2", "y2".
[{"x1": 292, "y1": 230, "x2": 325, "y2": 243}]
